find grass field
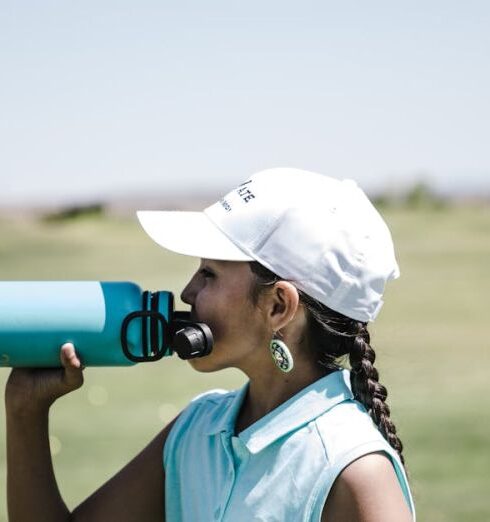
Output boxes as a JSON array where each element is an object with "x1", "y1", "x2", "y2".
[{"x1": 1, "y1": 204, "x2": 489, "y2": 521}]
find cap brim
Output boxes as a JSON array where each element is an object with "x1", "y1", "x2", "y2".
[{"x1": 136, "y1": 210, "x2": 253, "y2": 261}]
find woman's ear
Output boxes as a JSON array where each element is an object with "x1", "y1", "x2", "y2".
[{"x1": 268, "y1": 281, "x2": 300, "y2": 332}]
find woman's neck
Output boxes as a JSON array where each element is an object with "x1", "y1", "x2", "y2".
[{"x1": 235, "y1": 359, "x2": 328, "y2": 434}]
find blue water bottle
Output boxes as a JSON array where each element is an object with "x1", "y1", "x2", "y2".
[{"x1": 0, "y1": 281, "x2": 213, "y2": 367}]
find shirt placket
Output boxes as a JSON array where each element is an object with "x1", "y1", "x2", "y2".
[
  {"x1": 221, "y1": 435, "x2": 251, "y2": 521},
  {"x1": 213, "y1": 432, "x2": 236, "y2": 522}
]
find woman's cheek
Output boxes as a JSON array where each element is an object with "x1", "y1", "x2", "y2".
[
  {"x1": 205, "y1": 318, "x2": 226, "y2": 348},
  {"x1": 193, "y1": 306, "x2": 225, "y2": 349}
]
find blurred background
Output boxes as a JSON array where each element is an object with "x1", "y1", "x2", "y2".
[{"x1": 1, "y1": 1, "x2": 489, "y2": 521}]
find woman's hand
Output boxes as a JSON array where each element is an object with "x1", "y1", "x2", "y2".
[
  {"x1": 5, "y1": 343, "x2": 84, "y2": 521},
  {"x1": 5, "y1": 342, "x2": 84, "y2": 416}
]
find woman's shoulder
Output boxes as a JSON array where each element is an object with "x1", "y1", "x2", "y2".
[
  {"x1": 314, "y1": 399, "x2": 392, "y2": 463},
  {"x1": 176, "y1": 387, "x2": 237, "y2": 425},
  {"x1": 163, "y1": 386, "x2": 242, "y2": 465},
  {"x1": 311, "y1": 399, "x2": 414, "y2": 519},
  {"x1": 167, "y1": 387, "x2": 241, "y2": 437},
  {"x1": 187, "y1": 388, "x2": 232, "y2": 407}
]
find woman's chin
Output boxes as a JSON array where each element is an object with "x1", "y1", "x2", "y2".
[{"x1": 187, "y1": 356, "x2": 225, "y2": 373}]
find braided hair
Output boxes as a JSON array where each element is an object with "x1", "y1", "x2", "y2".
[{"x1": 249, "y1": 261, "x2": 405, "y2": 466}]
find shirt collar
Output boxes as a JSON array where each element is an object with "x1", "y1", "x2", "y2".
[{"x1": 206, "y1": 369, "x2": 353, "y2": 454}]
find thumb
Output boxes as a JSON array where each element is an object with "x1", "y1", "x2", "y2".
[{"x1": 60, "y1": 343, "x2": 84, "y2": 390}]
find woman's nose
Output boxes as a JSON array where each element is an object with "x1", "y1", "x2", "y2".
[{"x1": 180, "y1": 275, "x2": 198, "y2": 305}]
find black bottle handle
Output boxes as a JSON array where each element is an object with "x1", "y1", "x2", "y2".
[{"x1": 120, "y1": 306, "x2": 214, "y2": 363}]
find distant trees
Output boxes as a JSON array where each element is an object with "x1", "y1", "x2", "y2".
[
  {"x1": 42, "y1": 203, "x2": 106, "y2": 223},
  {"x1": 372, "y1": 180, "x2": 446, "y2": 210}
]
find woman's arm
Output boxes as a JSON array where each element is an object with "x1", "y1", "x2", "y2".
[
  {"x1": 321, "y1": 452, "x2": 413, "y2": 522},
  {"x1": 5, "y1": 343, "x2": 176, "y2": 522},
  {"x1": 6, "y1": 344, "x2": 84, "y2": 521}
]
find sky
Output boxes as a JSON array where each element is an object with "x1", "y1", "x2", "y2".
[{"x1": 1, "y1": 0, "x2": 489, "y2": 205}]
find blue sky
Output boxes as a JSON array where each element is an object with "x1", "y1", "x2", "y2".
[{"x1": 1, "y1": 1, "x2": 489, "y2": 205}]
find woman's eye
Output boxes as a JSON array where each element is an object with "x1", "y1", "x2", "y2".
[{"x1": 199, "y1": 268, "x2": 215, "y2": 279}]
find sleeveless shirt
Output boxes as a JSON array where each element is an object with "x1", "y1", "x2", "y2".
[{"x1": 163, "y1": 369, "x2": 415, "y2": 521}]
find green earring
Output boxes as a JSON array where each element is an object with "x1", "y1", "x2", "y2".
[{"x1": 269, "y1": 338, "x2": 294, "y2": 373}]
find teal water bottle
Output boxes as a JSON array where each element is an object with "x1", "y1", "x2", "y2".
[{"x1": 0, "y1": 281, "x2": 213, "y2": 367}]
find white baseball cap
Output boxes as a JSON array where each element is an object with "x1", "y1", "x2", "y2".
[{"x1": 137, "y1": 168, "x2": 400, "y2": 322}]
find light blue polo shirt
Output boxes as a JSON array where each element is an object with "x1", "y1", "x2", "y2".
[{"x1": 163, "y1": 369, "x2": 415, "y2": 521}]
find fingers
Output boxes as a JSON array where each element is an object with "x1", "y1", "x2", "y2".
[{"x1": 60, "y1": 343, "x2": 84, "y2": 390}]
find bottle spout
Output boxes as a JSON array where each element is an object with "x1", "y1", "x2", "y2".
[{"x1": 170, "y1": 311, "x2": 213, "y2": 360}]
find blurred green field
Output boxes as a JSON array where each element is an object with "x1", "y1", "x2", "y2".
[{"x1": 1, "y1": 205, "x2": 489, "y2": 521}]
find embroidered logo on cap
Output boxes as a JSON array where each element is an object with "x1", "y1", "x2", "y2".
[
  {"x1": 219, "y1": 179, "x2": 256, "y2": 213},
  {"x1": 236, "y1": 179, "x2": 255, "y2": 203}
]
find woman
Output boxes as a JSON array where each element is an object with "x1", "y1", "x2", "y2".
[{"x1": 6, "y1": 168, "x2": 415, "y2": 521}]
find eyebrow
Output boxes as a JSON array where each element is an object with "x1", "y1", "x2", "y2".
[
  {"x1": 199, "y1": 260, "x2": 218, "y2": 273},
  {"x1": 202, "y1": 258, "x2": 225, "y2": 267}
]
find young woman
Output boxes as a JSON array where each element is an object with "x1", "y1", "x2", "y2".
[{"x1": 6, "y1": 168, "x2": 415, "y2": 521}]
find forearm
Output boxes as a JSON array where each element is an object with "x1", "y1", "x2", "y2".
[{"x1": 7, "y1": 407, "x2": 71, "y2": 522}]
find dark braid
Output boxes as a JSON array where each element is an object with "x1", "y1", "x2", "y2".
[
  {"x1": 249, "y1": 261, "x2": 406, "y2": 467},
  {"x1": 349, "y1": 324, "x2": 405, "y2": 465}
]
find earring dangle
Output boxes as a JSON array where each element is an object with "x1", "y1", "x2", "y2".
[{"x1": 269, "y1": 338, "x2": 294, "y2": 373}]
